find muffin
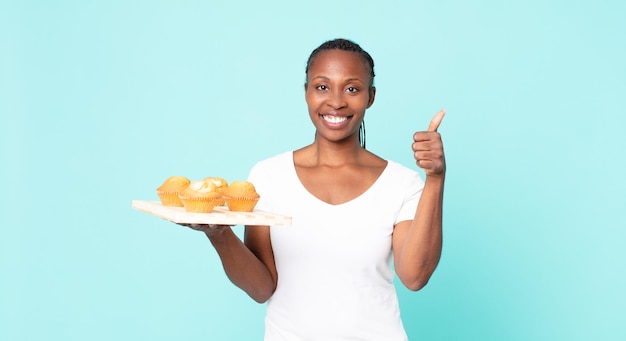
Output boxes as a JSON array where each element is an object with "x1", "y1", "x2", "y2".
[
  {"x1": 223, "y1": 180, "x2": 260, "y2": 212},
  {"x1": 203, "y1": 176, "x2": 228, "y2": 205},
  {"x1": 178, "y1": 180, "x2": 222, "y2": 213},
  {"x1": 157, "y1": 176, "x2": 190, "y2": 207}
]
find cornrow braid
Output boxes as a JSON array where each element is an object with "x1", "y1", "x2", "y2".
[{"x1": 305, "y1": 38, "x2": 375, "y2": 89}]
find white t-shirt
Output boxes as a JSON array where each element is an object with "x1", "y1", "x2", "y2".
[{"x1": 247, "y1": 151, "x2": 424, "y2": 341}]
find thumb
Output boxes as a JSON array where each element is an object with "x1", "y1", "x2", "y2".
[{"x1": 428, "y1": 109, "x2": 446, "y2": 132}]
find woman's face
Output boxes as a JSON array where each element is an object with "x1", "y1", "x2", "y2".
[{"x1": 305, "y1": 49, "x2": 375, "y2": 146}]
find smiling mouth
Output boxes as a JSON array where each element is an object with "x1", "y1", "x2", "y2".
[{"x1": 322, "y1": 115, "x2": 350, "y2": 123}]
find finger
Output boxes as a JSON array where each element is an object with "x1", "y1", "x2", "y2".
[
  {"x1": 416, "y1": 159, "x2": 433, "y2": 168},
  {"x1": 413, "y1": 131, "x2": 441, "y2": 144},
  {"x1": 416, "y1": 159, "x2": 443, "y2": 172},
  {"x1": 427, "y1": 109, "x2": 446, "y2": 132},
  {"x1": 180, "y1": 223, "x2": 209, "y2": 231},
  {"x1": 414, "y1": 149, "x2": 443, "y2": 161}
]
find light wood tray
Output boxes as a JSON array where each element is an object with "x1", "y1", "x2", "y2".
[{"x1": 132, "y1": 200, "x2": 291, "y2": 226}]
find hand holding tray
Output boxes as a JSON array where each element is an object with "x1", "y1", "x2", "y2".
[{"x1": 132, "y1": 200, "x2": 292, "y2": 226}]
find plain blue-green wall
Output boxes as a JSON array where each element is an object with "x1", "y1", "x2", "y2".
[{"x1": 1, "y1": 0, "x2": 625, "y2": 340}]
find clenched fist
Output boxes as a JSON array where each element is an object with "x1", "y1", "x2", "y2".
[{"x1": 413, "y1": 109, "x2": 446, "y2": 176}]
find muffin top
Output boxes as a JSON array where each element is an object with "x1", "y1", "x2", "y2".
[
  {"x1": 203, "y1": 176, "x2": 228, "y2": 190},
  {"x1": 157, "y1": 176, "x2": 190, "y2": 192},
  {"x1": 179, "y1": 180, "x2": 221, "y2": 199},
  {"x1": 224, "y1": 180, "x2": 260, "y2": 199}
]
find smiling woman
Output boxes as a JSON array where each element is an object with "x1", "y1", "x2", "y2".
[
  {"x1": 178, "y1": 38, "x2": 447, "y2": 340},
  {"x1": 3, "y1": 0, "x2": 625, "y2": 339}
]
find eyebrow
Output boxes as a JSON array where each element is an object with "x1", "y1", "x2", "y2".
[
  {"x1": 311, "y1": 75, "x2": 365, "y2": 83},
  {"x1": 345, "y1": 77, "x2": 364, "y2": 83}
]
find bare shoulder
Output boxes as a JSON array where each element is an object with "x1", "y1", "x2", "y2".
[
  {"x1": 360, "y1": 149, "x2": 387, "y2": 169},
  {"x1": 292, "y1": 145, "x2": 314, "y2": 167}
]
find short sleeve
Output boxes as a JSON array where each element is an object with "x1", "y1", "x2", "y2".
[
  {"x1": 246, "y1": 161, "x2": 272, "y2": 213},
  {"x1": 245, "y1": 152, "x2": 292, "y2": 214},
  {"x1": 395, "y1": 172, "x2": 424, "y2": 224}
]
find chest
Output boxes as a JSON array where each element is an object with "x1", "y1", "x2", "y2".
[
  {"x1": 270, "y1": 190, "x2": 396, "y2": 268},
  {"x1": 295, "y1": 165, "x2": 382, "y2": 205}
]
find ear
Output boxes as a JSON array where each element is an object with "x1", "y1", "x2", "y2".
[{"x1": 367, "y1": 86, "x2": 376, "y2": 108}]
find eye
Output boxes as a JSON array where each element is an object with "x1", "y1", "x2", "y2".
[
  {"x1": 316, "y1": 84, "x2": 328, "y2": 91},
  {"x1": 346, "y1": 86, "x2": 359, "y2": 93}
]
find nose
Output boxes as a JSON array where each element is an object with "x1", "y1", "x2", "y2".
[{"x1": 327, "y1": 89, "x2": 347, "y2": 109}]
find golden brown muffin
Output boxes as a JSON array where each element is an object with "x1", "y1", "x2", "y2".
[
  {"x1": 156, "y1": 176, "x2": 191, "y2": 207},
  {"x1": 223, "y1": 180, "x2": 260, "y2": 212},
  {"x1": 203, "y1": 176, "x2": 228, "y2": 205},
  {"x1": 178, "y1": 180, "x2": 222, "y2": 213}
]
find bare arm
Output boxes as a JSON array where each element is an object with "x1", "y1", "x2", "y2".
[
  {"x1": 393, "y1": 175, "x2": 444, "y2": 291},
  {"x1": 393, "y1": 109, "x2": 446, "y2": 291},
  {"x1": 185, "y1": 224, "x2": 278, "y2": 303}
]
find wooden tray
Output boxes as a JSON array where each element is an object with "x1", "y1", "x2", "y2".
[{"x1": 132, "y1": 200, "x2": 291, "y2": 226}]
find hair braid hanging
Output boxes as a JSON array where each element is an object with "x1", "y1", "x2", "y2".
[{"x1": 359, "y1": 120, "x2": 366, "y2": 149}]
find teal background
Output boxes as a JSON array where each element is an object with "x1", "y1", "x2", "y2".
[{"x1": 1, "y1": 0, "x2": 625, "y2": 340}]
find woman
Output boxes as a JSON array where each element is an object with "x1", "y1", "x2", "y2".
[{"x1": 188, "y1": 38, "x2": 445, "y2": 340}]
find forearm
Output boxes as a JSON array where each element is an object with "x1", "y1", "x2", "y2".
[
  {"x1": 206, "y1": 228, "x2": 275, "y2": 303},
  {"x1": 395, "y1": 174, "x2": 444, "y2": 291}
]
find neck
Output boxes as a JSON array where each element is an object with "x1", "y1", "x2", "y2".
[{"x1": 306, "y1": 134, "x2": 363, "y2": 167}]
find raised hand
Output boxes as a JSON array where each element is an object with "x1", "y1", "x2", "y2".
[{"x1": 412, "y1": 109, "x2": 446, "y2": 176}]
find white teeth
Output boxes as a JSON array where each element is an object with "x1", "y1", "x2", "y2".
[{"x1": 323, "y1": 115, "x2": 348, "y2": 123}]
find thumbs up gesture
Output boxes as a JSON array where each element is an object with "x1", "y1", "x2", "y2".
[{"x1": 412, "y1": 109, "x2": 446, "y2": 176}]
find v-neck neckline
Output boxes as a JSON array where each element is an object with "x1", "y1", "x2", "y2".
[{"x1": 288, "y1": 151, "x2": 390, "y2": 207}]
